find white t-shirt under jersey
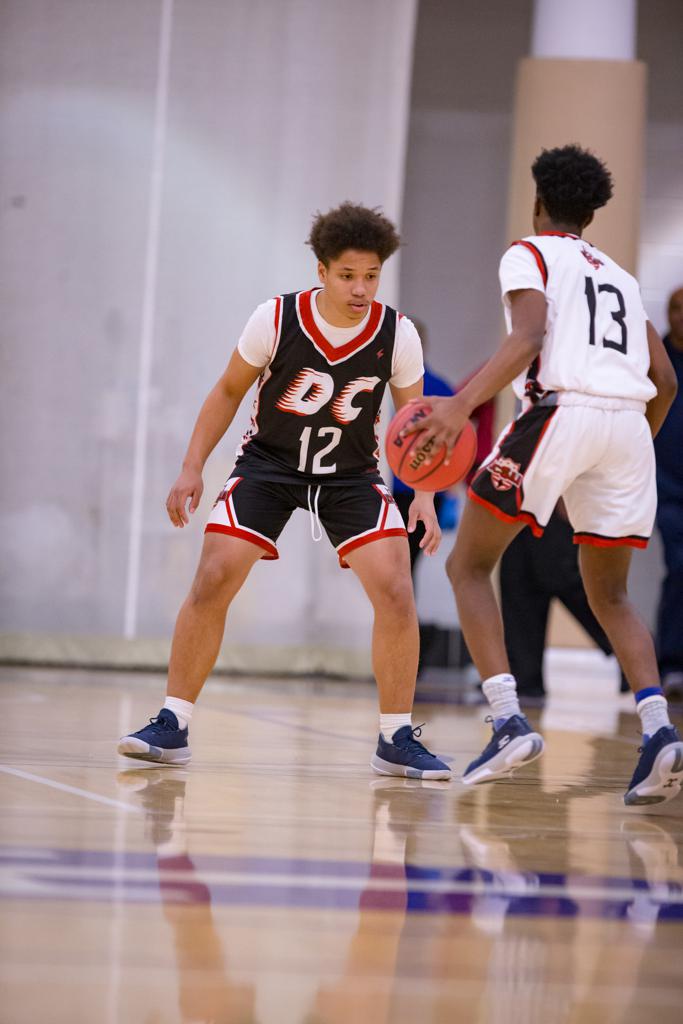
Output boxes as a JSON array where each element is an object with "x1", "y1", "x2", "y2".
[
  {"x1": 237, "y1": 293, "x2": 424, "y2": 389},
  {"x1": 499, "y1": 234, "x2": 656, "y2": 404}
]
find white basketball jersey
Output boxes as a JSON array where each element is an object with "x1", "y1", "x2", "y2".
[{"x1": 499, "y1": 233, "x2": 656, "y2": 404}]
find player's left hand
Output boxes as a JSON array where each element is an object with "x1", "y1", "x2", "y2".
[
  {"x1": 403, "y1": 394, "x2": 471, "y2": 459},
  {"x1": 407, "y1": 492, "x2": 441, "y2": 555}
]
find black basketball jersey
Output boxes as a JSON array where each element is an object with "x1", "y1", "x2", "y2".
[{"x1": 234, "y1": 288, "x2": 399, "y2": 486}]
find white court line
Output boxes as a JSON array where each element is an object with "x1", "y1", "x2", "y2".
[{"x1": 0, "y1": 765, "x2": 142, "y2": 814}]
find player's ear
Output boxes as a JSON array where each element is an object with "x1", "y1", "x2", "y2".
[
  {"x1": 317, "y1": 260, "x2": 327, "y2": 285},
  {"x1": 533, "y1": 195, "x2": 542, "y2": 218}
]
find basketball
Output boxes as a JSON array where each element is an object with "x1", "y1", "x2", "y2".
[{"x1": 385, "y1": 401, "x2": 477, "y2": 491}]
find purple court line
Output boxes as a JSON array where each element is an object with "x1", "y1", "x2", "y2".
[
  {"x1": 2, "y1": 845, "x2": 682, "y2": 893},
  {"x1": 6, "y1": 875, "x2": 683, "y2": 921},
  {"x1": 2, "y1": 845, "x2": 682, "y2": 924}
]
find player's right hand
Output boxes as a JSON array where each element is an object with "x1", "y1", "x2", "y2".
[
  {"x1": 402, "y1": 394, "x2": 470, "y2": 460},
  {"x1": 166, "y1": 467, "x2": 204, "y2": 528}
]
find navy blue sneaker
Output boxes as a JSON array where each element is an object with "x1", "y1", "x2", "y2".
[
  {"x1": 462, "y1": 714, "x2": 544, "y2": 785},
  {"x1": 624, "y1": 726, "x2": 683, "y2": 806},
  {"x1": 370, "y1": 724, "x2": 451, "y2": 780},
  {"x1": 117, "y1": 709, "x2": 191, "y2": 766}
]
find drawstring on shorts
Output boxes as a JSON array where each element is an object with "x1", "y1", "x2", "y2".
[{"x1": 307, "y1": 485, "x2": 323, "y2": 542}]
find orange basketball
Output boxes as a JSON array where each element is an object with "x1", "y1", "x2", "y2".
[{"x1": 385, "y1": 401, "x2": 477, "y2": 491}]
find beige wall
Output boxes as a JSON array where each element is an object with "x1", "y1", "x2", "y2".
[{"x1": 506, "y1": 59, "x2": 646, "y2": 273}]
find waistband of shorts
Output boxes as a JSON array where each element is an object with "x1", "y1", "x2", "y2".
[{"x1": 526, "y1": 391, "x2": 646, "y2": 414}]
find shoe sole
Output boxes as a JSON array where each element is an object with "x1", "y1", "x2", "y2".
[
  {"x1": 461, "y1": 733, "x2": 544, "y2": 785},
  {"x1": 624, "y1": 742, "x2": 683, "y2": 806},
  {"x1": 117, "y1": 736, "x2": 192, "y2": 766},
  {"x1": 370, "y1": 754, "x2": 451, "y2": 781}
]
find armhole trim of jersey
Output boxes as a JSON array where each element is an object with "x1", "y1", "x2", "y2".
[
  {"x1": 270, "y1": 295, "x2": 284, "y2": 362},
  {"x1": 511, "y1": 240, "x2": 548, "y2": 288}
]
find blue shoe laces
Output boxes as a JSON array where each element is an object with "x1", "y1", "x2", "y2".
[
  {"x1": 147, "y1": 713, "x2": 179, "y2": 733},
  {"x1": 393, "y1": 723, "x2": 433, "y2": 757}
]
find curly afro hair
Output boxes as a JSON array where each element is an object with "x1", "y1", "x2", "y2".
[
  {"x1": 307, "y1": 202, "x2": 401, "y2": 265},
  {"x1": 532, "y1": 144, "x2": 613, "y2": 226}
]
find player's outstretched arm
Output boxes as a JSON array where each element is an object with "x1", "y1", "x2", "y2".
[
  {"x1": 645, "y1": 320, "x2": 678, "y2": 438},
  {"x1": 166, "y1": 350, "x2": 263, "y2": 528},
  {"x1": 404, "y1": 289, "x2": 546, "y2": 454}
]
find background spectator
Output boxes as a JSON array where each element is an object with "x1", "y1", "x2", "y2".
[{"x1": 654, "y1": 287, "x2": 683, "y2": 701}]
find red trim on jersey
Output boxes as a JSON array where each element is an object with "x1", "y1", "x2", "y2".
[
  {"x1": 273, "y1": 295, "x2": 282, "y2": 340},
  {"x1": 204, "y1": 523, "x2": 279, "y2": 559},
  {"x1": 337, "y1": 527, "x2": 407, "y2": 568},
  {"x1": 511, "y1": 240, "x2": 548, "y2": 287},
  {"x1": 297, "y1": 289, "x2": 384, "y2": 363},
  {"x1": 467, "y1": 488, "x2": 544, "y2": 538},
  {"x1": 537, "y1": 232, "x2": 580, "y2": 239},
  {"x1": 573, "y1": 532, "x2": 648, "y2": 550}
]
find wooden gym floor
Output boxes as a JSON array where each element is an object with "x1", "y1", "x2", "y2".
[{"x1": 1, "y1": 664, "x2": 682, "y2": 1023}]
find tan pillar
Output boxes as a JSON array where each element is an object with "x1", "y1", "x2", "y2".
[{"x1": 506, "y1": 58, "x2": 646, "y2": 273}]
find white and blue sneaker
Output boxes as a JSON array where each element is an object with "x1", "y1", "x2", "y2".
[
  {"x1": 462, "y1": 714, "x2": 544, "y2": 785},
  {"x1": 370, "y1": 724, "x2": 451, "y2": 780},
  {"x1": 117, "y1": 709, "x2": 191, "y2": 766},
  {"x1": 624, "y1": 725, "x2": 683, "y2": 806}
]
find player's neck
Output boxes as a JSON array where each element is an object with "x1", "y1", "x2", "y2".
[{"x1": 535, "y1": 217, "x2": 583, "y2": 237}]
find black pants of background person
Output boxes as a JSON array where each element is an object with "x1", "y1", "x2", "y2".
[
  {"x1": 500, "y1": 510, "x2": 625, "y2": 697},
  {"x1": 394, "y1": 490, "x2": 466, "y2": 676},
  {"x1": 393, "y1": 491, "x2": 445, "y2": 576},
  {"x1": 656, "y1": 496, "x2": 683, "y2": 697}
]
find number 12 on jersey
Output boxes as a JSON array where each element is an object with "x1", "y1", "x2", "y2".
[
  {"x1": 298, "y1": 426, "x2": 342, "y2": 474},
  {"x1": 584, "y1": 277, "x2": 628, "y2": 354}
]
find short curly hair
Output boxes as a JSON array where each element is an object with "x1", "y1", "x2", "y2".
[
  {"x1": 532, "y1": 144, "x2": 613, "y2": 226},
  {"x1": 307, "y1": 202, "x2": 401, "y2": 265}
]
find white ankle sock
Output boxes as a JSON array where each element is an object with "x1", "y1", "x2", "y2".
[
  {"x1": 380, "y1": 712, "x2": 412, "y2": 740},
  {"x1": 164, "y1": 697, "x2": 194, "y2": 730},
  {"x1": 636, "y1": 694, "x2": 670, "y2": 740},
  {"x1": 482, "y1": 674, "x2": 521, "y2": 726}
]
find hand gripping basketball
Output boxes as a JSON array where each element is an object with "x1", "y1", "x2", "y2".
[{"x1": 385, "y1": 401, "x2": 477, "y2": 491}]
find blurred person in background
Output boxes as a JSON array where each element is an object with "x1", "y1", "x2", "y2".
[
  {"x1": 391, "y1": 326, "x2": 494, "y2": 677},
  {"x1": 391, "y1": 320, "x2": 455, "y2": 573},
  {"x1": 391, "y1": 320, "x2": 495, "y2": 576},
  {"x1": 654, "y1": 287, "x2": 683, "y2": 701}
]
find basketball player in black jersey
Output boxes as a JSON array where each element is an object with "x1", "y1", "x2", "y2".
[{"x1": 118, "y1": 203, "x2": 451, "y2": 780}]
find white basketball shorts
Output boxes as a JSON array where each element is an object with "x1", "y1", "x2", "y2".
[{"x1": 469, "y1": 394, "x2": 656, "y2": 548}]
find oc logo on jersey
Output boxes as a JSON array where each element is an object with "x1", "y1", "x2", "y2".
[{"x1": 276, "y1": 368, "x2": 381, "y2": 424}]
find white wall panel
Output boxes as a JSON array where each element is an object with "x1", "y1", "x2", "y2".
[{"x1": 0, "y1": 0, "x2": 418, "y2": 669}]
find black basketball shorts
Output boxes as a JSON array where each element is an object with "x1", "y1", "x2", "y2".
[{"x1": 205, "y1": 475, "x2": 407, "y2": 567}]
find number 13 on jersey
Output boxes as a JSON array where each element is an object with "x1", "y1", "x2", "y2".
[{"x1": 584, "y1": 277, "x2": 628, "y2": 354}]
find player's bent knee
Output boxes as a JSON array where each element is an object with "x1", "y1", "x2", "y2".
[
  {"x1": 373, "y1": 577, "x2": 416, "y2": 620},
  {"x1": 189, "y1": 557, "x2": 244, "y2": 604},
  {"x1": 586, "y1": 585, "x2": 629, "y2": 622}
]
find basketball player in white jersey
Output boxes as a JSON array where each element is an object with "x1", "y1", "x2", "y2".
[
  {"x1": 411, "y1": 145, "x2": 682, "y2": 805},
  {"x1": 118, "y1": 203, "x2": 450, "y2": 780}
]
